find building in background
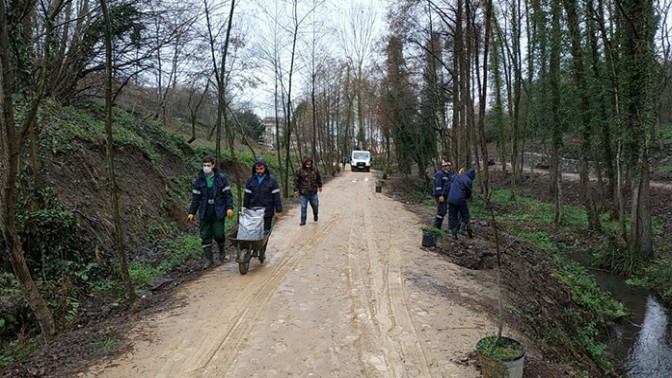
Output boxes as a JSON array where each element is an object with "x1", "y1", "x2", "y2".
[{"x1": 261, "y1": 117, "x2": 280, "y2": 149}]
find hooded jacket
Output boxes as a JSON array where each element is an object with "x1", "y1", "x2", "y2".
[
  {"x1": 293, "y1": 156, "x2": 322, "y2": 195},
  {"x1": 244, "y1": 158, "x2": 283, "y2": 218},
  {"x1": 447, "y1": 168, "x2": 476, "y2": 206},
  {"x1": 189, "y1": 167, "x2": 234, "y2": 220}
]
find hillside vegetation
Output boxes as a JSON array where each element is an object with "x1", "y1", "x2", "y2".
[{"x1": 0, "y1": 98, "x2": 277, "y2": 366}]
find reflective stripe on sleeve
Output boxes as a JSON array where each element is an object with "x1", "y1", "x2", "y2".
[
  {"x1": 221, "y1": 186, "x2": 231, "y2": 192},
  {"x1": 272, "y1": 189, "x2": 280, "y2": 194},
  {"x1": 193, "y1": 189, "x2": 201, "y2": 194},
  {"x1": 244, "y1": 189, "x2": 252, "y2": 193}
]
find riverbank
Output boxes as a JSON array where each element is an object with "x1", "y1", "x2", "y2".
[{"x1": 383, "y1": 166, "x2": 672, "y2": 376}]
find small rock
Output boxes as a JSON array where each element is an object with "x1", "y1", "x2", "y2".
[{"x1": 140, "y1": 291, "x2": 153, "y2": 300}]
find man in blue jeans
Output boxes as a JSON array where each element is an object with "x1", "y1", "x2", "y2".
[{"x1": 293, "y1": 156, "x2": 323, "y2": 226}]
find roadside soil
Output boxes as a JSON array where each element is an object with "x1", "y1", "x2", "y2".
[{"x1": 2, "y1": 167, "x2": 584, "y2": 377}]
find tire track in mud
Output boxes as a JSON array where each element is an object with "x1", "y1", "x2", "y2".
[
  {"x1": 345, "y1": 178, "x2": 435, "y2": 377},
  {"x1": 88, "y1": 214, "x2": 341, "y2": 378},
  {"x1": 371, "y1": 194, "x2": 438, "y2": 377},
  {"x1": 86, "y1": 171, "x2": 482, "y2": 377},
  {"x1": 197, "y1": 214, "x2": 342, "y2": 377},
  {"x1": 347, "y1": 204, "x2": 383, "y2": 376}
]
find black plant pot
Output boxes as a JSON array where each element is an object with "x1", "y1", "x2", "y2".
[{"x1": 422, "y1": 231, "x2": 436, "y2": 247}]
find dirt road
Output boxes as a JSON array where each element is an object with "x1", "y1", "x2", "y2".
[{"x1": 85, "y1": 169, "x2": 499, "y2": 377}]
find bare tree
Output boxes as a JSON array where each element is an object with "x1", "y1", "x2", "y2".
[
  {"x1": 562, "y1": 0, "x2": 601, "y2": 231},
  {"x1": 339, "y1": 1, "x2": 378, "y2": 150},
  {"x1": 0, "y1": 0, "x2": 56, "y2": 341},
  {"x1": 99, "y1": 0, "x2": 137, "y2": 302}
]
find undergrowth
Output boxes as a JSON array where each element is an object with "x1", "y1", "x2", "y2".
[{"x1": 464, "y1": 187, "x2": 626, "y2": 373}]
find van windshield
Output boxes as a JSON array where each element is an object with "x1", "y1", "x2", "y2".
[{"x1": 353, "y1": 152, "x2": 370, "y2": 159}]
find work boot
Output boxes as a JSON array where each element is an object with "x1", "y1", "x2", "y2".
[
  {"x1": 433, "y1": 217, "x2": 443, "y2": 230},
  {"x1": 314, "y1": 213, "x2": 318, "y2": 222},
  {"x1": 218, "y1": 242, "x2": 228, "y2": 261},
  {"x1": 451, "y1": 228, "x2": 458, "y2": 240},
  {"x1": 202, "y1": 245, "x2": 214, "y2": 269},
  {"x1": 459, "y1": 222, "x2": 468, "y2": 236}
]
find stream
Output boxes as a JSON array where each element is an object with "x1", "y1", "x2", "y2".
[{"x1": 585, "y1": 268, "x2": 672, "y2": 377}]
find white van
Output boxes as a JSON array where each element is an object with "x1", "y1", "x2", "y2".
[{"x1": 351, "y1": 150, "x2": 371, "y2": 172}]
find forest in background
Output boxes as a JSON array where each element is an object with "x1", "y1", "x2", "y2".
[{"x1": 2, "y1": 0, "x2": 672, "y2": 370}]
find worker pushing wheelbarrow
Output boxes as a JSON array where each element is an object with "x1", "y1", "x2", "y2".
[
  {"x1": 226, "y1": 214, "x2": 274, "y2": 275},
  {"x1": 233, "y1": 158, "x2": 283, "y2": 274}
]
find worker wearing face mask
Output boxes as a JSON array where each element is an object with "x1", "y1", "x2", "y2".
[{"x1": 186, "y1": 156, "x2": 234, "y2": 269}]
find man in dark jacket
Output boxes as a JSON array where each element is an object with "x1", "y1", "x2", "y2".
[
  {"x1": 243, "y1": 158, "x2": 283, "y2": 232},
  {"x1": 294, "y1": 156, "x2": 322, "y2": 226},
  {"x1": 447, "y1": 168, "x2": 476, "y2": 240},
  {"x1": 433, "y1": 161, "x2": 453, "y2": 229},
  {"x1": 187, "y1": 156, "x2": 234, "y2": 269}
]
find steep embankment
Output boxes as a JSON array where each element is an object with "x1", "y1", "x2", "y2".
[
  {"x1": 37, "y1": 100, "x2": 197, "y2": 261},
  {"x1": 1, "y1": 99, "x2": 246, "y2": 367}
]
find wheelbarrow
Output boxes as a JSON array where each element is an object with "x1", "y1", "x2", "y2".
[{"x1": 226, "y1": 224, "x2": 272, "y2": 275}]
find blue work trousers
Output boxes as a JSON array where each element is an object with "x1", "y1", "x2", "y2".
[
  {"x1": 300, "y1": 193, "x2": 319, "y2": 223},
  {"x1": 448, "y1": 202, "x2": 470, "y2": 231}
]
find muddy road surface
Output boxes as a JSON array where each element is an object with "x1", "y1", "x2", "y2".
[{"x1": 85, "y1": 169, "x2": 500, "y2": 377}]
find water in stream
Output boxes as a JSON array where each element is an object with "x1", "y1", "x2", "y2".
[{"x1": 588, "y1": 269, "x2": 672, "y2": 377}]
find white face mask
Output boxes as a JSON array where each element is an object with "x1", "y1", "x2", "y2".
[{"x1": 203, "y1": 166, "x2": 213, "y2": 174}]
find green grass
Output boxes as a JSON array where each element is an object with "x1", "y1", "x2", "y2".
[
  {"x1": 129, "y1": 234, "x2": 202, "y2": 288},
  {"x1": 592, "y1": 244, "x2": 643, "y2": 275},
  {"x1": 554, "y1": 258, "x2": 626, "y2": 323},
  {"x1": 89, "y1": 327, "x2": 117, "y2": 352},
  {"x1": 421, "y1": 226, "x2": 446, "y2": 242},
  {"x1": 627, "y1": 257, "x2": 672, "y2": 301},
  {"x1": 508, "y1": 228, "x2": 557, "y2": 251},
  {"x1": 657, "y1": 163, "x2": 672, "y2": 179},
  {"x1": 659, "y1": 124, "x2": 672, "y2": 144},
  {"x1": 0, "y1": 339, "x2": 38, "y2": 368},
  {"x1": 553, "y1": 257, "x2": 624, "y2": 373},
  {"x1": 42, "y1": 99, "x2": 196, "y2": 168}
]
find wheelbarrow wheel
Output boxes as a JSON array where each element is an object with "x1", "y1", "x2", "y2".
[
  {"x1": 237, "y1": 248, "x2": 250, "y2": 275},
  {"x1": 239, "y1": 261, "x2": 249, "y2": 275}
]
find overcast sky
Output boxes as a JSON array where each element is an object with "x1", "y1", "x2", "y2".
[{"x1": 234, "y1": 0, "x2": 390, "y2": 118}]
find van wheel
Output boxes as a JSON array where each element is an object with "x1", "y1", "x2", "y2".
[{"x1": 366, "y1": 167, "x2": 370, "y2": 172}]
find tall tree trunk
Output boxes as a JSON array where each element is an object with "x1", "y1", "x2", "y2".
[
  {"x1": 356, "y1": 63, "x2": 365, "y2": 149},
  {"x1": 0, "y1": 0, "x2": 56, "y2": 341},
  {"x1": 620, "y1": 0, "x2": 655, "y2": 258},
  {"x1": 549, "y1": 0, "x2": 563, "y2": 224},
  {"x1": 563, "y1": 0, "x2": 601, "y2": 232},
  {"x1": 596, "y1": 0, "x2": 627, "y2": 236},
  {"x1": 477, "y1": 0, "x2": 493, "y2": 198},
  {"x1": 100, "y1": 0, "x2": 137, "y2": 302},
  {"x1": 220, "y1": 0, "x2": 241, "y2": 206},
  {"x1": 492, "y1": 23, "x2": 507, "y2": 176},
  {"x1": 283, "y1": 0, "x2": 300, "y2": 197},
  {"x1": 586, "y1": 0, "x2": 614, "y2": 211},
  {"x1": 510, "y1": 0, "x2": 523, "y2": 179},
  {"x1": 462, "y1": 0, "x2": 474, "y2": 169},
  {"x1": 452, "y1": 0, "x2": 463, "y2": 166},
  {"x1": 311, "y1": 71, "x2": 317, "y2": 158}
]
